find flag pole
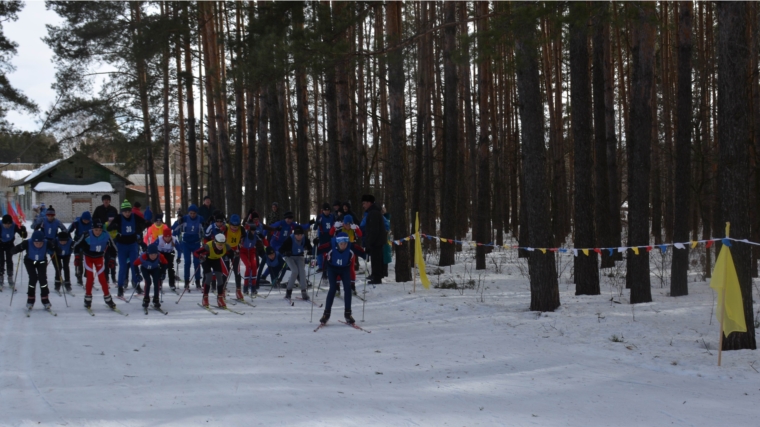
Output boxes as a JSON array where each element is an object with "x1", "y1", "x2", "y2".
[
  {"x1": 413, "y1": 212, "x2": 418, "y2": 294},
  {"x1": 717, "y1": 222, "x2": 730, "y2": 367}
]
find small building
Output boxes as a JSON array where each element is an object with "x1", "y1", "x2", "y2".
[{"x1": 9, "y1": 152, "x2": 133, "y2": 223}]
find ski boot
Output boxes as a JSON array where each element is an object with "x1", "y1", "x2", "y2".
[
  {"x1": 65, "y1": 281, "x2": 73, "y2": 292},
  {"x1": 243, "y1": 280, "x2": 250, "y2": 295},
  {"x1": 84, "y1": 295, "x2": 92, "y2": 308},
  {"x1": 285, "y1": 289, "x2": 292, "y2": 300},
  {"x1": 236, "y1": 288, "x2": 244, "y2": 300},
  {"x1": 135, "y1": 285, "x2": 144, "y2": 295},
  {"x1": 252, "y1": 285, "x2": 258, "y2": 296},
  {"x1": 320, "y1": 310, "x2": 330, "y2": 325},
  {"x1": 117, "y1": 287, "x2": 124, "y2": 297},
  {"x1": 41, "y1": 296, "x2": 51, "y2": 309},
  {"x1": 195, "y1": 280, "x2": 202, "y2": 291},
  {"x1": 301, "y1": 290, "x2": 310, "y2": 301},
  {"x1": 201, "y1": 293, "x2": 210, "y2": 307},
  {"x1": 142, "y1": 297, "x2": 150, "y2": 308},
  {"x1": 152, "y1": 296, "x2": 161, "y2": 309},
  {"x1": 344, "y1": 309, "x2": 355, "y2": 325},
  {"x1": 54, "y1": 282, "x2": 62, "y2": 293},
  {"x1": 26, "y1": 297, "x2": 34, "y2": 310},
  {"x1": 0, "y1": 274, "x2": 4, "y2": 287},
  {"x1": 104, "y1": 295, "x2": 116, "y2": 309},
  {"x1": 217, "y1": 294, "x2": 227, "y2": 309}
]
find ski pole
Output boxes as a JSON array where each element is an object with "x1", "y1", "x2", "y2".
[
  {"x1": 54, "y1": 253, "x2": 68, "y2": 308},
  {"x1": 10, "y1": 252, "x2": 22, "y2": 307},
  {"x1": 176, "y1": 262, "x2": 201, "y2": 304},
  {"x1": 309, "y1": 243, "x2": 318, "y2": 323}
]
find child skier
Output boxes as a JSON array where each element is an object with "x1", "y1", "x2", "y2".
[
  {"x1": 67, "y1": 211, "x2": 92, "y2": 285},
  {"x1": 52, "y1": 231, "x2": 74, "y2": 294},
  {"x1": 329, "y1": 215, "x2": 363, "y2": 294},
  {"x1": 317, "y1": 232, "x2": 364, "y2": 325},
  {"x1": 194, "y1": 234, "x2": 232, "y2": 309},
  {"x1": 260, "y1": 247, "x2": 286, "y2": 286},
  {"x1": 224, "y1": 214, "x2": 245, "y2": 300},
  {"x1": 11, "y1": 230, "x2": 55, "y2": 311},
  {"x1": 154, "y1": 228, "x2": 180, "y2": 292},
  {"x1": 1, "y1": 214, "x2": 27, "y2": 289},
  {"x1": 133, "y1": 244, "x2": 168, "y2": 311},
  {"x1": 279, "y1": 227, "x2": 313, "y2": 301},
  {"x1": 174, "y1": 204, "x2": 204, "y2": 291},
  {"x1": 312, "y1": 203, "x2": 335, "y2": 272},
  {"x1": 107, "y1": 200, "x2": 147, "y2": 297},
  {"x1": 240, "y1": 213, "x2": 267, "y2": 295},
  {"x1": 143, "y1": 212, "x2": 170, "y2": 245},
  {"x1": 74, "y1": 219, "x2": 119, "y2": 311}
]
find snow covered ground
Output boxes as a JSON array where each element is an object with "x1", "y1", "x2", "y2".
[{"x1": 1, "y1": 240, "x2": 758, "y2": 426}]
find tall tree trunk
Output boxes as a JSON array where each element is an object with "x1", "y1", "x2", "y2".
[
  {"x1": 570, "y1": 3, "x2": 600, "y2": 295},
  {"x1": 174, "y1": 3, "x2": 188, "y2": 214},
  {"x1": 199, "y1": 2, "x2": 221, "y2": 206},
  {"x1": 267, "y1": 82, "x2": 288, "y2": 211},
  {"x1": 592, "y1": 3, "x2": 613, "y2": 269},
  {"x1": 183, "y1": 2, "x2": 198, "y2": 207},
  {"x1": 513, "y1": 3, "x2": 560, "y2": 311},
  {"x1": 386, "y1": 2, "x2": 411, "y2": 282},
  {"x1": 161, "y1": 2, "x2": 171, "y2": 219},
  {"x1": 670, "y1": 1, "x2": 693, "y2": 297},
  {"x1": 294, "y1": 4, "x2": 310, "y2": 224},
  {"x1": 321, "y1": 2, "x2": 341, "y2": 201},
  {"x1": 627, "y1": 2, "x2": 656, "y2": 304},
  {"x1": 209, "y1": 3, "x2": 231, "y2": 213},
  {"x1": 716, "y1": 1, "x2": 757, "y2": 350},
  {"x1": 231, "y1": 2, "x2": 244, "y2": 217},
  {"x1": 605, "y1": 6, "x2": 622, "y2": 262},
  {"x1": 413, "y1": 2, "x2": 429, "y2": 245},
  {"x1": 475, "y1": 1, "x2": 491, "y2": 270},
  {"x1": 441, "y1": 0, "x2": 460, "y2": 268},
  {"x1": 257, "y1": 89, "x2": 270, "y2": 212},
  {"x1": 245, "y1": 88, "x2": 257, "y2": 212}
]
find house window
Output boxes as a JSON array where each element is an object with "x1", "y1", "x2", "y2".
[{"x1": 74, "y1": 167, "x2": 84, "y2": 179}]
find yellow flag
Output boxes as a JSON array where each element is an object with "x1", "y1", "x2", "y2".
[
  {"x1": 414, "y1": 213, "x2": 430, "y2": 289},
  {"x1": 709, "y1": 244, "x2": 747, "y2": 336},
  {"x1": 582, "y1": 249, "x2": 589, "y2": 256}
]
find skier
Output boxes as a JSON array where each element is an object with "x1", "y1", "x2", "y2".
[
  {"x1": 74, "y1": 219, "x2": 119, "y2": 311},
  {"x1": 52, "y1": 231, "x2": 74, "y2": 293},
  {"x1": 316, "y1": 232, "x2": 364, "y2": 325},
  {"x1": 143, "y1": 212, "x2": 169, "y2": 245},
  {"x1": 67, "y1": 211, "x2": 92, "y2": 286},
  {"x1": 241, "y1": 212, "x2": 267, "y2": 295},
  {"x1": 107, "y1": 200, "x2": 147, "y2": 297},
  {"x1": 194, "y1": 234, "x2": 232, "y2": 309},
  {"x1": 312, "y1": 203, "x2": 335, "y2": 272},
  {"x1": 268, "y1": 211, "x2": 312, "y2": 251},
  {"x1": 279, "y1": 227, "x2": 313, "y2": 301},
  {"x1": 174, "y1": 204, "x2": 204, "y2": 291},
  {"x1": 260, "y1": 247, "x2": 286, "y2": 286},
  {"x1": 92, "y1": 195, "x2": 118, "y2": 225},
  {"x1": 133, "y1": 244, "x2": 167, "y2": 310},
  {"x1": 1, "y1": 214, "x2": 27, "y2": 289},
  {"x1": 204, "y1": 212, "x2": 226, "y2": 244},
  {"x1": 153, "y1": 228, "x2": 180, "y2": 292},
  {"x1": 329, "y1": 215, "x2": 363, "y2": 293},
  {"x1": 224, "y1": 214, "x2": 246, "y2": 300},
  {"x1": 32, "y1": 205, "x2": 67, "y2": 242},
  {"x1": 11, "y1": 230, "x2": 55, "y2": 311}
]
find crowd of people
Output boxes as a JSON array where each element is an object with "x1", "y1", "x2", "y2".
[{"x1": 1, "y1": 193, "x2": 392, "y2": 326}]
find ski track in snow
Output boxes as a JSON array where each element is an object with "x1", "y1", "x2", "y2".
[{"x1": 0, "y1": 233, "x2": 758, "y2": 426}]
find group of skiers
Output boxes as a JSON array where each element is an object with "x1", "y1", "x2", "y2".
[{"x1": 2, "y1": 193, "x2": 392, "y2": 326}]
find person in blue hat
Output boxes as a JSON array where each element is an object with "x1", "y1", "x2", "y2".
[
  {"x1": 12, "y1": 230, "x2": 55, "y2": 311},
  {"x1": 134, "y1": 244, "x2": 168, "y2": 310},
  {"x1": 107, "y1": 200, "x2": 147, "y2": 297},
  {"x1": 173, "y1": 204, "x2": 204, "y2": 291},
  {"x1": 1, "y1": 214, "x2": 27, "y2": 289},
  {"x1": 316, "y1": 232, "x2": 365, "y2": 325},
  {"x1": 68, "y1": 211, "x2": 92, "y2": 286}
]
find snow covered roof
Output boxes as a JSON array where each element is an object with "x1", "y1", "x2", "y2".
[
  {"x1": 0, "y1": 170, "x2": 32, "y2": 181},
  {"x1": 34, "y1": 181, "x2": 114, "y2": 193},
  {"x1": 15, "y1": 159, "x2": 64, "y2": 185}
]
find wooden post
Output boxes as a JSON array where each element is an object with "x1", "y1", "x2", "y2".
[{"x1": 717, "y1": 222, "x2": 730, "y2": 366}]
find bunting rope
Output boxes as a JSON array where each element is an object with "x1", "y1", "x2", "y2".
[{"x1": 391, "y1": 233, "x2": 760, "y2": 256}]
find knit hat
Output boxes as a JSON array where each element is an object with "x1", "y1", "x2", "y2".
[
  {"x1": 272, "y1": 202, "x2": 279, "y2": 207},
  {"x1": 163, "y1": 228, "x2": 172, "y2": 238},
  {"x1": 283, "y1": 211, "x2": 294, "y2": 219},
  {"x1": 31, "y1": 230, "x2": 45, "y2": 242},
  {"x1": 335, "y1": 232, "x2": 349, "y2": 244},
  {"x1": 101, "y1": 194, "x2": 111, "y2": 201},
  {"x1": 322, "y1": 203, "x2": 331, "y2": 210},
  {"x1": 343, "y1": 215, "x2": 353, "y2": 224},
  {"x1": 92, "y1": 219, "x2": 104, "y2": 229},
  {"x1": 361, "y1": 194, "x2": 376, "y2": 203},
  {"x1": 229, "y1": 214, "x2": 241, "y2": 226},
  {"x1": 2, "y1": 214, "x2": 12, "y2": 224},
  {"x1": 266, "y1": 247, "x2": 276, "y2": 255},
  {"x1": 204, "y1": 195, "x2": 211, "y2": 201},
  {"x1": 248, "y1": 211, "x2": 260, "y2": 221},
  {"x1": 188, "y1": 204, "x2": 198, "y2": 213},
  {"x1": 133, "y1": 201, "x2": 141, "y2": 208},
  {"x1": 81, "y1": 211, "x2": 91, "y2": 221},
  {"x1": 147, "y1": 244, "x2": 159, "y2": 255},
  {"x1": 154, "y1": 212, "x2": 164, "y2": 223},
  {"x1": 121, "y1": 200, "x2": 132, "y2": 211},
  {"x1": 57, "y1": 231, "x2": 70, "y2": 241},
  {"x1": 46, "y1": 205, "x2": 56, "y2": 215},
  {"x1": 293, "y1": 227, "x2": 304, "y2": 235},
  {"x1": 332, "y1": 200, "x2": 341, "y2": 208}
]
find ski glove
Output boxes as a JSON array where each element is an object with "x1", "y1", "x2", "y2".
[
  {"x1": 350, "y1": 224, "x2": 358, "y2": 230},
  {"x1": 309, "y1": 218, "x2": 316, "y2": 225},
  {"x1": 334, "y1": 221, "x2": 343, "y2": 229},
  {"x1": 313, "y1": 238, "x2": 319, "y2": 246},
  {"x1": 176, "y1": 258, "x2": 181, "y2": 265}
]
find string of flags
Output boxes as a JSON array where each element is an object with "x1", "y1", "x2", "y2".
[{"x1": 391, "y1": 233, "x2": 760, "y2": 256}]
